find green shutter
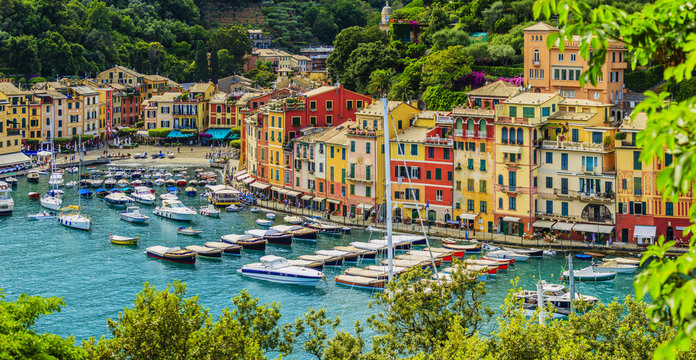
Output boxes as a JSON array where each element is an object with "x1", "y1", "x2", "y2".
[
  {"x1": 480, "y1": 159, "x2": 486, "y2": 171},
  {"x1": 618, "y1": 203, "x2": 623, "y2": 214},
  {"x1": 642, "y1": 202, "x2": 647, "y2": 215},
  {"x1": 341, "y1": 168, "x2": 346, "y2": 184},
  {"x1": 366, "y1": 165, "x2": 371, "y2": 181},
  {"x1": 629, "y1": 201, "x2": 634, "y2": 214}
]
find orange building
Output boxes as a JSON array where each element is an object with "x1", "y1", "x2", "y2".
[{"x1": 523, "y1": 22, "x2": 628, "y2": 121}]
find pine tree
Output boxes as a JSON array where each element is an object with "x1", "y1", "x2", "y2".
[
  {"x1": 192, "y1": 42, "x2": 208, "y2": 82},
  {"x1": 209, "y1": 49, "x2": 220, "y2": 82}
]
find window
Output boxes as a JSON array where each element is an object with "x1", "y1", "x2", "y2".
[
  {"x1": 517, "y1": 128, "x2": 523, "y2": 145},
  {"x1": 330, "y1": 167, "x2": 335, "y2": 181},
  {"x1": 558, "y1": 53, "x2": 564, "y2": 62},
  {"x1": 447, "y1": 171, "x2": 452, "y2": 181},
  {"x1": 498, "y1": 198, "x2": 503, "y2": 209},
  {"x1": 570, "y1": 53, "x2": 576, "y2": 62},
  {"x1": 330, "y1": 184, "x2": 334, "y2": 194},
  {"x1": 365, "y1": 186, "x2": 371, "y2": 197},
  {"x1": 634, "y1": 177, "x2": 642, "y2": 195},
  {"x1": 561, "y1": 202, "x2": 568, "y2": 216},
  {"x1": 310, "y1": 116, "x2": 317, "y2": 125},
  {"x1": 592, "y1": 132, "x2": 602, "y2": 144},
  {"x1": 480, "y1": 160, "x2": 486, "y2": 171},
  {"x1": 546, "y1": 200, "x2": 553, "y2": 214},
  {"x1": 428, "y1": 147, "x2": 434, "y2": 158},
  {"x1": 426, "y1": 170, "x2": 431, "y2": 179},
  {"x1": 561, "y1": 153, "x2": 568, "y2": 170},
  {"x1": 509, "y1": 197, "x2": 516, "y2": 210},
  {"x1": 533, "y1": 50, "x2": 539, "y2": 63},
  {"x1": 467, "y1": 179, "x2": 474, "y2": 191},
  {"x1": 435, "y1": 168, "x2": 442, "y2": 180},
  {"x1": 480, "y1": 180, "x2": 487, "y2": 193},
  {"x1": 509, "y1": 171, "x2": 516, "y2": 188},
  {"x1": 542, "y1": 107, "x2": 550, "y2": 117},
  {"x1": 498, "y1": 175, "x2": 503, "y2": 185},
  {"x1": 467, "y1": 159, "x2": 474, "y2": 170},
  {"x1": 350, "y1": 141, "x2": 356, "y2": 152},
  {"x1": 502, "y1": 127, "x2": 508, "y2": 143},
  {"x1": 666, "y1": 202, "x2": 674, "y2": 216},
  {"x1": 633, "y1": 151, "x2": 642, "y2": 170},
  {"x1": 326, "y1": 100, "x2": 333, "y2": 111},
  {"x1": 292, "y1": 116, "x2": 301, "y2": 127},
  {"x1": 443, "y1": 148, "x2": 450, "y2": 160},
  {"x1": 437, "y1": 190, "x2": 444, "y2": 201},
  {"x1": 341, "y1": 168, "x2": 346, "y2": 183},
  {"x1": 571, "y1": 129, "x2": 579, "y2": 142},
  {"x1": 665, "y1": 153, "x2": 673, "y2": 167},
  {"x1": 467, "y1": 200, "x2": 474, "y2": 211},
  {"x1": 545, "y1": 152, "x2": 553, "y2": 164},
  {"x1": 350, "y1": 163, "x2": 355, "y2": 178},
  {"x1": 366, "y1": 143, "x2": 371, "y2": 154},
  {"x1": 410, "y1": 144, "x2": 418, "y2": 156},
  {"x1": 480, "y1": 143, "x2": 486, "y2": 152},
  {"x1": 622, "y1": 178, "x2": 627, "y2": 190},
  {"x1": 480, "y1": 201, "x2": 487, "y2": 213},
  {"x1": 357, "y1": 100, "x2": 363, "y2": 109},
  {"x1": 366, "y1": 165, "x2": 371, "y2": 180},
  {"x1": 346, "y1": 100, "x2": 353, "y2": 110},
  {"x1": 310, "y1": 101, "x2": 317, "y2": 111},
  {"x1": 397, "y1": 143, "x2": 405, "y2": 155},
  {"x1": 342, "y1": 148, "x2": 345, "y2": 160},
  {"x1": 509, "y1": 106, "x2": 517, "y2": 117},
  {"x1": 546, "y1": 177, "x2": 553, "y2": 188},
  {"x1": 326, "y1": 115, "x2": 332, "y2": 125},
  {"x1": 522, "y1": 107, "x2": 535, "y2": 118},
  {"x1": 456, "y1": 180, "x2": 461, "y2": 190}
]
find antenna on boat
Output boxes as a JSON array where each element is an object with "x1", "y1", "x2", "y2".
[
  {"x1": 383, "y1": 97, "x2": 394, "y2": 282},
  {"x1": 568, "y1": 254, "x2": 575, "y2": 313}
]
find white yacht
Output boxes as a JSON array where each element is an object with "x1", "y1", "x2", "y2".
[
  {"x1": 238, "y1": 255, "x2": 325, "y2": 285},
  {"x1": 104, "y1": 192, "x2": 135, "y2": 207},
  {"x1": 0, "y1": 181, "x2": 14, "y2": 215},
  {"x1": 153, "y1": 199, "x2": 196, "y2": 221},
  {"x1": 40, "y1": 193, "x2": 62, "y2": 211},
  {"x1": 131, "y1": 186, "x2": 156, "y2": 205},
  {"x1": 48, "y1": 172, "x2": 64, "y2": 186},
  {"x1": 58, "y1": 205, "x2": 91, "y2": 231}
]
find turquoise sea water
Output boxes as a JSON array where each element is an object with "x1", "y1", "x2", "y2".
[{"x1": 0, "y1": 166, "x2": 636, "y2": 356}]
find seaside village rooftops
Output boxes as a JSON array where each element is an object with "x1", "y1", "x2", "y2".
[
  {"x1": 559, "y1": 98, "x2": 612, "y2": 107},
  {"x1": 548, "y1": 111, "x2": 595, "y2": 121},
  {"x1": 619, "y1": 112, "x2": 648, "y2": 132},
  {"x1": 466, "y1": 80, "x2": 520, "y2": 98},
  {"x1": 0, "y1": 82, "x2": 24, "y2": 95},
  {"x1": 356, "y1": 100, "x2": 406, "y2": 116},
  {"x1": 395, "y1": 125, "x2": 432, "y2": 143},
  {"x1": 150, "y1": 92, "x2": 180, "y2": 102},
  {"x1": 504, "y1": 92, "x2": 558, "y2": 105},
  {"x1": 450, "y1": 106, "x2": 495, "y2": 117}
]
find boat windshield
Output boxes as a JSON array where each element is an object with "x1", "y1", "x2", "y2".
[{"x1": 169, "y1": 202, "x2": 185, "y2": 208}]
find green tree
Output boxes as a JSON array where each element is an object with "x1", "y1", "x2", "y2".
[
  {"x1": 422, "y1": 45, "x2": 474, "y2": 90},
  {"x1": 0, "y1": 290, "x2": 87, "y2": 359},
  {"x1": 531, "y1": 0, "x2": 696, "y2": 358},
  {"x1": 422, "y1": 84, "x2": 469, "y2": 110},
  {"x1": 428, "y1": 6, "x2": 450, "y2": 33},
  {"x1": 431, "y1": 27, "x2": 471, "y2": 51},
  {"x1": 326, "y1": 26, "x2": 388, "y2": 82},
  {"x1": 488, "y1": 43, "x2": 516, "y2": 65},
  {"x1": 313, "y1": 9, "x2": 339, "y2": 45},
  {"x1": 192, "y1": 41, "x2": 208, "y2": 82},
  {"x1": 341, "y1": 42, "x2": 401, "y2": 93},
  {"x1": 366, "y1": 69, "x2": 395, "y2": 98},
  {"x1": 4, "y1": 35, "x2": 41, "y2": 76},
  {"x1": 293, "y1": 308, "x2": 341, "y2": 359},
  {"x1": 208, "y1": 26, "x2": 251, "y2": 69},
  {"x1": 209, "y1": 49, "x2": 219, "y2": 82}
]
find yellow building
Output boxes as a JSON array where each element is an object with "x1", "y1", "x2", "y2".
[
  {"x1": 0, "y1": 96, "x2": 23, "y2": 156},
  {"x1": 97, "y1": 65, "x2": 144, "y2": 86},
  {"x1": 172, "y1": 83, "x2": 215, "y2": 132},
  {"x1": 493, "y1": 92, "x2": 564, "y2": 236},
  {"x1": 0, "y1": 83, "x2": 28, "y2": 141},
  {"x1": 267, "y1": 108, "x2": 285, "y2": 187},
  {"x1": 324, "y1": 124, "x2": 352, "y2": 215},
  {"x1": 390, "y1": 125, "x2": 429, "y2": 222},
  {"x1": 534, "y1": 98, "x2": 616, "y2": 241}
]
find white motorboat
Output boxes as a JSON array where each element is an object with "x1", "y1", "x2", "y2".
[
  {"x1": 543, "y1": 249, "x2": 557, "y2": 256},
  {"x1": 131, "y1": 186, "x2": 156, "y2": 205},
  {"x1": 561, "y1": 266, "x2": 617, "y2": 281},
  {"x1": 265, "y1": 212, "x2": 276, "y2": 220},
  {"x1": 177, "y1": 227, "x2": 203, "y2": 236},
  {"x1": 486, "y1": 250, "x2": 530, "y2": 262},
  {"x1": 40, "y1": 193, "x2": 62, "y2": 211},
  {"x1": 256, "y1": 218, "x2": 273, "y2": 227},
  {"x1": 591, "y1": 260, "x2": 638, "y2": 273},
  {"x1": 350, "y1": 241, "x2": 387, "y2": 252},
  {"x1": 27, "y1": 170, "x2": 40, "y2": 183},
  {"x1": 237, "y1": 255, "x2": 325, "y2": 285},
  {"x1": 284, "y1": 215, "x2": 303, "y2": 225},
  {"x1": 65, "y1": 181, "x2": 77, "y2": 188},
  {"x1": 120, "y1": 206, "x2": 149, "y2": 223},
  {"x1": 198, "y1": 204, "x2": 221, "y2": 217},
  {"x1": 250, "y1": 207, "x2": 260, "y2": 213},
  {"x1": 609, "y1": 257, "x2": 641, "y2": 266},
  {"x1": 159, "y1": 193, "x2": 178, "y2": 201},
  {"x1": 48, "y1": 173, "x2": 64, "y2": 186},
  {"x1": 104, "y1": 192, "x2": 135, "y2": 207},
  {"x1": 482, "y1": 243, "x2": 501, "y2": 251},
  {"x1": 27, "y1": 211, "x2": 56, "y2": 220},
  {"x1": 226, "y1": 204, "x2": 243, "y2": 212},
  {"x1": 4, "y1": 177, "x2": 17, "y2": 186},
  {"x1": 153, "y1": 200, "x2": 196, "y2": 221},
  {"x1": 0, "y1": 181, "x2": 13, "y2": 215},
  {"x1": 58, "y1": 206, "x2": 91, "y2": 230},
  {"x1": 104, "y1": 178, "x2": 117, "y2": 188},
  {"x1": 117, "y1": 179, "x2": 129, "y2": 188},
  {"x1": 515, "y1": 281, "x2": 599, "y2": 315}
]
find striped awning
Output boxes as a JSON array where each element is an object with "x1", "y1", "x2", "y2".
[
  {"x1": 250, "y1": 182, "x2": 271, "y2": 190},
  {"x1": 0, "y1": 152, "x2": 31, "y2": 167},
  {"x1": 533, "y1": 220, "x2": 556, "y2": 229},
  {"x1": 243, "y1": 177, "x2": 255, "y2": 185},
  {"x1": 301, "y1": 195, "x2": 314, "y2": 201}
]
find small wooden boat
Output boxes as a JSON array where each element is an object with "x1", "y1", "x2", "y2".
[
  {"x1": 28, "y1": 192, "x2": 41, "y2": 199},
  {"x1": 365, "y1": 265, "x2": 409, "y2": 275},
  {"x1": 591, "y1": 260, "x2": 638, "y2": 273},
  {"x1": 185, "y1": 187, "x2": 197, "y2": 196},
  {"x1": 504, "y1": 247, "x2": 543, "y2": 257},
  {"x1": 333, "y1": 245, "x2": 377, "y2": 259},
  {"x1": 110, "y1": 234, "x2": 139, "y2": 245},
  {"x1": 610, "y1": 257, "x2": 641, "y2": 266},
  {"x1": 256, "y1": 219, "x2": 273, "y2": 227},
  {"x1": 288, "y1": 259, "x2": 324, "y2": 270},
  {"x1": 270, "y1": 225, "x2": 317, "y2": 240},
  {"x1": 482, "y1": 243, "x2": 502, "y2": 251},
  {"x1": 396, "y1": 254, "x2": 441, "y2": 267},
  {"x1": 298, "y1": 254, "x2": 343, "y2": 267},
  {"x1": 465, "y1": 258, "x2": 509, "y2": 271},
  {"x1": 27, "y1": 171, "x2": 40, "y2": 183},
  {"x1": 344, "y1": 267, "x2": 389, "y2": 279},
  {"x1": 220, "y1": 234, "x2": 267, "y2": 251},
  {"x1": 188, "y1": 180, "x2": 198, "y2": 186},
  {"x1": 335, "y1": 275, "x2": 386, "y2": 289},
  {"x1": 583, "y1": 251, "x2": 605, "y2": 258},
  {"x1": 561, "y1": 266, "x2": 616, "y2": 282},
  {"x1": 198, "y1": 205, "x2": 221, "y2": 217},
  {"x1": 226, "y1": 204, "x2": 243, "y2": 212},
  {"x1": 575, "y1": 253, "x2": 593, "y2": 260},
  {"x1": 265, "y1": 212, "x2": 276, "y2": 220},
  {"x1": 176, "y1": 179, "x2": 187, "y2": 187},
  {"x1": 246, "y1": 229, "x2": 293, "y2": 245},
  {"x1": 316, "y1": 249, "x2": 359, "y2": 263},
  {"x1": 146, "y1": 246, "x2": 196, "y2": 264},
  {"x1": 27, "y1": 211, "x2": 56, "y2": 220},
  {"x1": 486, "y1": 250, "x2": 529, "y2": 262},
  {"x1": 185, "y1": 245, "x2": 223, "y2": 259},
  {"x1": 482, "y1": 256, "x2": 515, "y2": 265},
  {"x1": 204, "y1": 242, "x2": 241, "y2": 255},
  {"x1": 177, "y1": 227, "x2": 202, "y2": 236},
  {"x1": 443, "y1": 243, "x2": 482, "y2": 253},
  {"x1": 65, "y1": 181, "x2": 77, "y2": 188}
]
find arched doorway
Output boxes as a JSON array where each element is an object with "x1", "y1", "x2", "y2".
[{"x1": 444, "y1": 213, "x2": 451, "y2": 222}]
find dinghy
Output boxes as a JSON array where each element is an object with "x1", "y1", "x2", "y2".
[
  {"x1": 110, "y1": 234, "x2": 139, "y2": 245},
  {"x1": 177, "y1": 227, "x2": 203, "y2": 236},
  {"x1": 185, "y1": 245, "x2": 223, "y2": 259}
]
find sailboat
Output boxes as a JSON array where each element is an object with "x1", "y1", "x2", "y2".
[
  {"x1": 59, "y1": 134, "x2": 91, "y2": 231},
  {"x1": 41, "y1": 117, "x2": 62, "y2": 210}
]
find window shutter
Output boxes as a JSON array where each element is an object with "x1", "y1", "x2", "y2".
[
  {"x1": 618, "y1": 203, "x2": 623, "y2": 214},
  {"x1": 629, "y1": 201, "x2": 634, "y2": 214},
  {"x1": 642, "y1": 202, "x2": 647, "y2": 215}
]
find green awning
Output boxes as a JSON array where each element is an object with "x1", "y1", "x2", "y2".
[
  {"x1": 204, "y1": 128, "x2": 232, "y2": 140},
  {"x1": 167, "y1": 130, "x2": 194, "y2": 138}
]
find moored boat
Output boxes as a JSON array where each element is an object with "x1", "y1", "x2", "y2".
[
  {"x1": 516, "y1": 281, "x2": 599, "y2": 315},
  {"x1": 256, "y1": 218, "x2": 273, "y2": 227},
  {"x1": 591, "y1": 260, "x2": 638, "y2": 273},
  {"x1": 560, "y1": 266, "x2": 616, "y2": 282},
  {"x1": 220, "y1": 233, "x2": 267, "y2": 251},
  {"x1": 270, "y1": 225, "x2": 318, "y2": 240},
  {"x1": 110, "y1": 234, "x2": 139, "y2": 245},
  {"x1": 146, "y1": 246, "x2": 196, "y2": 264},
  {"x1": 237, "y1": 255, "x2": 324, "y2": 285},
  {"x1": 153, "y1": 200, "x2": 196, "y2": 221},
  {"x1": 335, "y1": 275, "x2": 386, "y2": 290},
  {"x1": 185, "y1": 245, "x2": 222, "y2": 259},
  {"x1": 226, "y1": 204, "x2": 243, "y2": 212},
  {"x1": 307, "y1": 221, "x2": 342, "y2": 234},
  {"x1": 120, "y1": 206, "x2": 149, "y2": 223},
  {"x1": 298, "y1": 254, "x2": 343, "y2": 267},
  {"x1": 442, "y1": 243, "x2": 482, "y2": 253},
  {"x1": 104, "y1": 192, "x2": 135, "y2": 207},
  {"x1": 204, "y1": 242, "x2": 242, "y2": 255},
  {"x1": 28, "y1": 192, "x2": 41, "y2": 199},
  {"x1": 284, "y1": 215, "x2": 303, "y2": 225},
  {"x1": 198, "y1": 204, "x2": 221, "y2": 217},
  {"x1": 27, "y1": 211, "x2": 56, "y2": 220},
  {"x1": 0, "y1": 181, "x2": 14, "y2": 215},
  {"x1": 245, "y1": 229, "x2": 293, "y2": 245},
  {"x1": 132, "y1": 186, "x2": 156, "y2": 205},
  {"x1": 177, "y1": 227, "x2": 203, "y2": 236},
  {"x1": 58, "y1": 206, "x2": 91, "y2": 231},
  {"x1": 185, "y1": 186, "x2": 197, "y2": 196},
  {"x1": 27, "y1": 170, "x2": 40, "y2": 183},
  {"x1": 486, "y1": 250, "x2": 529, "y2": 262},
  {"x1": 504, "y1": 247, "x2": 543, "y2": 257}
]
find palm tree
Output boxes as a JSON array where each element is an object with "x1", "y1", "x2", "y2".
[
  {"x1": 366, "y1": 69, "x2": 395, "y2": 98},
  {"x1": 389, "y1": 80, "x2": 416, "y2": 102}
]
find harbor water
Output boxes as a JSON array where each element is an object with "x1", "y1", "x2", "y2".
[{"x1": 0, "y1": 166, "x2": 637, "y2": 355}]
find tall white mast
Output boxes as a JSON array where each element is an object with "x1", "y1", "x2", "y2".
[{"x1": 382, "y1": 98, "x2": 394, "y2": 281}]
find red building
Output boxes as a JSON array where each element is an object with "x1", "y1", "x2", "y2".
[
  {"x1": 465, "y1": 80, "x2": 520, "y2": 109},
  {"x1": 423, "y1": 125, "x2": 455, "y2": 224},
  {"x1": 121, "y1": 92, "x2": 140, "y2": 127}
]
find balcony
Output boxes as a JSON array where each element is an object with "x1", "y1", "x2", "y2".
[
  {"x1": 478, "y1": 131, "x2": 487, "y2": 139},
  {"x1": 540, "y1": 189, "x2": 615, "y2": 202},
  {"x1": 466, "y1": 130, "x2": 475, "y2": 137},
  {"x1": 541, "y1": 140, "x2": 609, "y2": 152},
  {"x1": 496, "y1": 117, "x2": 530, "y2": 125},
  {"x1": 620, "y1": 140, "x2": 637, "y2": 147},
  {"x1": 347, "y1": 128, "x2": 376, "y2": 138},
  {"x1": 346, "y1": 175, "x2": 372, "y2": 183},
  {"x1": 284, "y1": 103, "x2": 306, "y2": 111},
  {"x1": 611, "y1": 61, "x2": 628, "y2": 69},
  {"x1": 453, "y1": 129, "x2": 463, "y2": 136},
  {"x1": 497, "y1": 184, "x2": 520, "y2": 194},
  {"x1": 503, "y1": 154, "x2": 521, "y2": 166},
  {"x1": 436, "y1": 115, "x2": 453, "y2": 124},
  {"x1": 535, "y1": 211, "x2": 572, "y2": 221},
  {"x1": 424, "y1": 136, "x2": 453, "y2": 146}
]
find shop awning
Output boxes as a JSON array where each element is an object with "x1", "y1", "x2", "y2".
[
  {"x1": 498, "y1": 145, "x2": 522, "y2": 154},
  {"x1": 270, "y1": 186, "x2": 282, "y2": 192},
  {"x1": 233, "y1": 170, "x2": 247, "y2": 177},
  {"x1": 313, "y1": 197, "x2": 326, "y2": 202},
  {"x1": 357, "y1": 203, "x2": 374, "y2": 211},
  {"x1": 458, "y1": 213, "x2": 478, "y2": 220},
  {"x1": 533, "y1": 220, "x2": 556, "y2": 229},
  {"x1": 552, "y1": 222, "x2": 575, "y2": 231},
  {"x1": 285, "y1": 189, "x2": 302, "y2": 197},
  {"x1": 301, "y1": 195, "x2": 314, "y2": 201},
  {"x1": 167, "y1": 130, "x2": 194, "y2": 138},
  {"x1": 326, "y1": 198, "x2": 341, "y2": 205},
  {"x1": 502, "y1": 216, "x2": 521, "y2": 223},
  {"x1": 0, "y1": 152, "x2": 31, "y2": 167},
  {"x1": 243, "y1": 177, "x2": 255, "y2": 185},
  {"x1": 634, "y1": 225, "x2": 656, "y2": 238},
  {"x1": 250, "y1": 182, "x2": 271, "y2": 190},
  {"x1": 573, "y1": 224, "x2": 614, "y2": 234},
  {"x1": 402, "y1": 203, "x2": 421, "y2": 209},
  {"x1": 236, "y1": 174, "x2": 250, "y2": 181},
  {"x1": 204, "y1": 128, "x2": 231, "y2": 140},
  {"x1": 136, "y1": 130, "x2": 149, "y2": 137}
]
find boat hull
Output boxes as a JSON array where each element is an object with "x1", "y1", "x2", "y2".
[
  {"x1": 133, "y1": 197, "x2": 155, "y2": 205},
  {"x1": 58, "y1": 216, "x2": 91, "y2": 230},
  {"x1": 146, "y1": 251, "x2": 196, "y2": 265},
  {"x1": 290, "y1": 231, "x2": 318, "y2": 240},
  {"x1": 153, "y1": 209, "x2": 193, "y2": 221},
  {"x1": 120, "y1": 214, "x2": 148, "y2": 223},
  {"x1": 265, "y1": 234, "x2": 293, "y2": 246},
  {"x1": 335, "y1": 277, "x2": 385, "y2": 290},
  {"x1": 110, "y1": 238, "x2": 138, "y2": 245},
  {"x1": 237, "y1": 269, "x2": 323, "y2": 285}
]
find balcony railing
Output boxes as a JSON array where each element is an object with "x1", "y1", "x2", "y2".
[
  {"x1": 541, "y1": 140, "x2": 609, "y2": 152},
  {"x1": 496, "y1": 117, "x2": 530, "y2": 125},
  {"x1": 620, "y1": 140, "x2": 637, "y2": 147},
  {"x1": 478, "y1": 131, "x2": 487, "y2": 138},
  {"x1": 347, "y1": 128, "x2": 376, "y2": 137},
  {"x1": 466, "y1": 130, "x2": 475, "y2": 137},
  {"x1": 6, "y1": 129, "x2": 21, "y2": 136},
  {"x1": 540, "y1": 189, "x2": 615, "y2": 202},
  {"x1": 453, "y1": 129, "x2": 463, "y2": 136},
  {"x1": 424, "y1": 136, "x2": 453, "y2": 146},
  {"x1": 497, "y1": 184, "x2": 520, "y2": 193}
]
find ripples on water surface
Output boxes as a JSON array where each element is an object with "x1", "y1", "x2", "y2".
[{"x1": 0, "y1": 167, "x2": 636, "y2": 356}]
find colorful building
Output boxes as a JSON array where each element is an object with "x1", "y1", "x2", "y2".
[
  {"x1": 466, "y1": 80, "x2": 520, "y2": 109},
  {"x1": 324, "y1": 124, "x2": 351, "y2": 215},
  {"x1": 493, "y1": 92, "x2": 564, "y2": 236}
]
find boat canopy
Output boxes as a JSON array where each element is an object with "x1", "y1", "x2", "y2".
[{"x1": 260, "y1": 255, "x2": 289, "y2": 269}]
